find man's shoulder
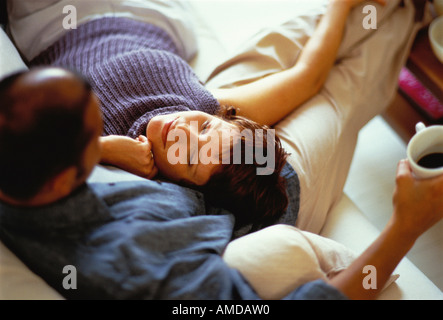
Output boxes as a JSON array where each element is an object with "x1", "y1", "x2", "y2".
[
  {"x1": 87, "y1": 177, "x2": 208, "y2": 220},
  {"x1": 89, "y1": 165, "x2": 204, "y2": 198},
  {"x1": 88, "y1": 177, "x2": 203, "y2": 201}
]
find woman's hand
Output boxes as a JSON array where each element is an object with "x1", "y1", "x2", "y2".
[
  {"x1": 213, "y1": 0, "x2": 387, "y2": 126},
  {"x1": 100, "y1": 135, "x2": 158, "y2": 179}
]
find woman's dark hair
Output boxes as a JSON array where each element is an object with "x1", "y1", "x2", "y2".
[
  {"x1": 201, "y1": 106, "x2": 290, "y2": 230},
  {"x1": 0, "y1": 69, "x2": 93, "y2": 200}
]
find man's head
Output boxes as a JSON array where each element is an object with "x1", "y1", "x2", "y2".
[{"x1": 0, "y1": 67, "x2": 103, "y2": 206}]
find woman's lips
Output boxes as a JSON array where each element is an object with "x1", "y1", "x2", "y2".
[{"x1": 162, "y1": 117, "x2": 178, "y2": 148}]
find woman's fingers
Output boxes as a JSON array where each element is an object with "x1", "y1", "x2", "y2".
[
  {"x1": 138, "y1": 135, "x2": 148, "y2": 143},
  {"x1": 146, "y1": 164, "x2": 158, "y2": 180}
]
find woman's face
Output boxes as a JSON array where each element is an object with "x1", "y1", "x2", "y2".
[{"x1": 146, "y1": 111, "x2": 238, "y2": 185}]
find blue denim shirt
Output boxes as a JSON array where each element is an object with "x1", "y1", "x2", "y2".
[{"x1": 0, "y1": 171, "x2": 346, "y2": 300}]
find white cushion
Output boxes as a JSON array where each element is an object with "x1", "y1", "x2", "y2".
[
  {"x1": 223, "y1": 224, "x2": 357, "y2": 300},
  {"x1": 0, "y1": 27, "x2": 27, "y2": 78},
  {"x1": 0, "y1": 242, "x2": 63, "y2": 300}
]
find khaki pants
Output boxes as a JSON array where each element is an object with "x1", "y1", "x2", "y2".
[{"x1": 206, "y1": 0, "x2": 421, "y2": 234}]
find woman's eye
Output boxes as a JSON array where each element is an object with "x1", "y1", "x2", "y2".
[{"x1": 201, "y1": 120, "x2": 210, "y2": 134}]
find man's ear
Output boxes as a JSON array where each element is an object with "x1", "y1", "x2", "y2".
[{"x1": 48, "y1": 166, "x2": 78, "y2": 197}]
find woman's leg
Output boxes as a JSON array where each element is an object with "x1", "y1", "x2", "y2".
[
  {"x1": 205, "y1": 2, "x2": 327, "y2": 90},
  {"x1": 277, "y1": 1, "x2": 420, "y2": 233},
  {"x1": 205, "y1": 0, "x2": 407, "y2": 90},
  {"x1": 206, "y1": 0, "x2": 421, "y2": 233}
]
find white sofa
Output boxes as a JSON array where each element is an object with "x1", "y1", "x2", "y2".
[{"x1": 1, "y1": 1, "x2": 442, "y2": 300}]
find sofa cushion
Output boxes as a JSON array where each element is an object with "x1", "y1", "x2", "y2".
[
  {"x1": 0, "y1": 28, "x2": 27, "y2": 78},
  {"x1": 223, "y1": 224, "x2": 357, "y2": 300},
  {"x1": 0, "y1": 241, "x2": 64, "y2": 300}
]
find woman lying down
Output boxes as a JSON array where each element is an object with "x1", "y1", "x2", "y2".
[
  {"x1": 29, "y1": 0, "x2": 417, "y2": 233},
  {"x1": 101, "y1": 107, "x2": 292, "y2": 231}
]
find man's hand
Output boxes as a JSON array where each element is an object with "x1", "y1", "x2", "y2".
[
  {"x1": 100, "y1": 135, "x2": 158, "y2": 179},
  {"x1": 392, "y1": 159, "x2": 443, "y2": 239},
  {"x1": 328, "y1": 159, "x2": 443, "y2": 300}
]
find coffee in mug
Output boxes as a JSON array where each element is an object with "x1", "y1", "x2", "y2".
[
  {"x1": 407, "y1": 122, "x2": 443, "y2": 179},
  {"x1": 417, "y1": 152, "x2": 443, "y2": 169}
]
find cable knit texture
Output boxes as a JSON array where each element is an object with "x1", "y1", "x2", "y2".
[{"x1": 31, "y1": 17, "x2": 220, "y2": 138}]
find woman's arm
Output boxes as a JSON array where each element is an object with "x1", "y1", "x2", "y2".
[
  {"x1": 211, "y1": 0, "x2": 385, "y2": 126},
  {"x1": 100, "y1": 135, "x2": 158, "y2": 179},
  {"x1": 328, "y1": 159, "x2": 443, "y2": 299}
]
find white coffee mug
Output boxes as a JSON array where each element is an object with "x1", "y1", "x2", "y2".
[{"x1": 407, "y1": 122, "x2": 443, "y2": 179}]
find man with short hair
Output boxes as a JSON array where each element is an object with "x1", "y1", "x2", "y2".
[{"x1": 0, "y1": 67, "x2": 101, "y2": 205}]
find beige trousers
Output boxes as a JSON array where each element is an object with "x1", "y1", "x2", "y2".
[{"x1": 206, "y1": 0, "x2": 421, "y2": 234}]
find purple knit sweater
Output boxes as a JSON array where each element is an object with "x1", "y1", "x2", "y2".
[{"x1": 31, "y1": 17, "x2": 220, "y2": 138}]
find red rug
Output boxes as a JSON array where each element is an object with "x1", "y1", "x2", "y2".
[{"x1": 398, "y1": 67, "x2": 443, "y2": 121}]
